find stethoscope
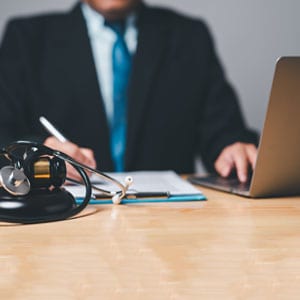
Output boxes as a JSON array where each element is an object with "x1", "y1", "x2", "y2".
[
  {"x1": 0, "y1": 141, "x2": 133, "y2": 224},
  {"x1": 59, "y1": 153, "x2": 133, "y2": 205}
]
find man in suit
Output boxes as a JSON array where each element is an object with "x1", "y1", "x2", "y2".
[{"x1": 0, "y1": 0, "x2": 258, "y2": 182}]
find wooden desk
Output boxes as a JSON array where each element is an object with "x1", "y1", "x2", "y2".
[{"x1": 1, "y1": 186, "x2": 300, "y2": 299}]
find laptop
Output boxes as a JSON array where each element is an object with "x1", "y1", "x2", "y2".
[{"x1": 189, "y1": 57, "x2": 300, "y2": 197}]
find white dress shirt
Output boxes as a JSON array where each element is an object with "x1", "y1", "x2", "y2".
[{"x1": 81, "y1": 3, "x2": 138, "y2": 126}]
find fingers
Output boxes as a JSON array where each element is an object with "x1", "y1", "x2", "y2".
[
  {"x1": 214, "y1": 142, "x2": 258, "y2": 183},
  {"x1": 234, "y1": 148, "x2": 249, "y2": 183},
  {"x1": 214, "y1": 149, "x2": 234, "y2": 178},
  {"x1": 80, "y1": 148, "x2": 97, "y2": 169},
  {"x1": 245, "y1": 144, "x2": 257, "y2": 170},
  {"x1": 44, "y1": 136, "x2": 97, "y2": 180}
]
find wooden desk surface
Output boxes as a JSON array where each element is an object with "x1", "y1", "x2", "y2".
[{"x1": 1, "y1": 186, "x2": 300, "y2": 299}]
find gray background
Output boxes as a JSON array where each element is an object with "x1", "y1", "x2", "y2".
[{"x1": 0, "y1": 0, "x2": 300, "y2": 133}]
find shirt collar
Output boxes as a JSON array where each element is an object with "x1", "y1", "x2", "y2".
[{"x1": 81, "y1": 2, "x2": 137, "y2": 39}]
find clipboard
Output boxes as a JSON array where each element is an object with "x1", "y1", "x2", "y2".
[
  {"x1": 75, "y1": 194, "x2": 206, "y2": 205},
  {"x1": 66, "y1": 171, "x2": 206, "y2": 205}
]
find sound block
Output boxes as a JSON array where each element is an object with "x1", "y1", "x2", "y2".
[{"x1": 0, "y1": 188, "x2": 76, "y2": 221}]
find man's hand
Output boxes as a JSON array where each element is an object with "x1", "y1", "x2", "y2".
[
  {"x1": 44, "y1": 136, "x2": 96, "y2": 181},
  {"x1": 214, "y1": 142, "x2": 257, "y2": 182}
]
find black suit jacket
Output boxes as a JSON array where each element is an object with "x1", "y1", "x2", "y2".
[{"x1": 0, "y1": 2, "x2": 257, "y2": 172}]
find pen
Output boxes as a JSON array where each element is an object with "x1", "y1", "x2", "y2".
[
  {"x1": 94, "y1": 191, "x2": 170, "y2": 200},
  {"x1": 39, "y1": 116, "x2": 68, "y2": 142}
]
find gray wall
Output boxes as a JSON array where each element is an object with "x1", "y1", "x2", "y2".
[{"x1": 1, "y1": 0, "x2": 300, "y2": 133}]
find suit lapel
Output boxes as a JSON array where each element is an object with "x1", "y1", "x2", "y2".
[
  {"x1": 126, "y1": 6, "x2": 170, "y2": 168},
  {"x1": 65, "y1": 4, "x2": 114, "y2": 169}
]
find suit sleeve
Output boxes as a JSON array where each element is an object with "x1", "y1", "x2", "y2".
[
  {"x1": 0, "y1": 20, "x2": 44, "y2": 151},
  {"x1": 196, "y1": 23, "x2": 258, "y2": 172}
]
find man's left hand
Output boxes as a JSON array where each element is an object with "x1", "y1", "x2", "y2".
[{"x1": 214, "y1": 142, "x2": 257, "y2": 182}]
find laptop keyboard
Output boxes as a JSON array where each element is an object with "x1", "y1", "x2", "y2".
[{"x1": 188, "y1": 174, "x2": 252, "y2": 193}]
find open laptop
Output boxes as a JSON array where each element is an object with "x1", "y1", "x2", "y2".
[{"x1": 189, "y1": 57, "x2": 300, "y2": 197}]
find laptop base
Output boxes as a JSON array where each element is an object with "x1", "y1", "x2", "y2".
[{"x1": 188, "y1": 175, "x2": 251, "y2": 197}]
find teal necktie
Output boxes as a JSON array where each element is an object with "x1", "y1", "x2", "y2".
[{"x1": 105, "y1": 20, "x2": 132, "y2": 172}]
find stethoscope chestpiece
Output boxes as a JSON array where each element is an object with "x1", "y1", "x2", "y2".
[{"x1": 0, "y1": 166, "x2": 31, "y2": 196}]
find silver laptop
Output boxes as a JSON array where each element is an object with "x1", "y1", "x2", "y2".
[{"x1": 189, "y1": 57, "x2": 300, "y2": 197}]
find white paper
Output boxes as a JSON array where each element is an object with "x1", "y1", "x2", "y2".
[{"x1": 64, "y1": 170, "x2": 202, "y2": 198}]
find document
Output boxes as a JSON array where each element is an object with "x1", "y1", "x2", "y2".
[{"x1": 65, "y1": 170, "x2": 206, "y2": 204}]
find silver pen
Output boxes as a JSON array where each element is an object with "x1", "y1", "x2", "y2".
[
  {"x1": 39, "y1": 116, "x2": 68, "y2": 142},
  {"x1": 94, "y1": 191, "x2": 170, "y2": 200}
]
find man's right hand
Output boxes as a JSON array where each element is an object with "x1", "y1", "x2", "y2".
[{"x1": 44, "y1": 136, "x2": 96, "y2": 181}]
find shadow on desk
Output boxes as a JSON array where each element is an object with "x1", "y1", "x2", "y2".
[{"x1": 0, "y1": 206, "x2": 102, "y2": 227}]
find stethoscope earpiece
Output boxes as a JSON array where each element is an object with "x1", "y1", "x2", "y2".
[
  {"x1": 125, "y1": 176, "x2": 133, "y2": 186},
  {"x1": 112, "y1": 194, "x2": 122, "y2": 205},
  {"x1": 110, "y1": 176, "x2": 133, "y2": 205}
]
